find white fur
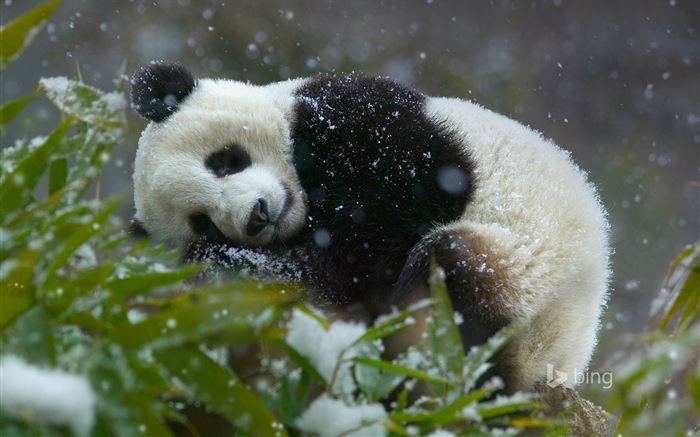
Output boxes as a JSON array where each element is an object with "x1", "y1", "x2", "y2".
[{"x1": 426, "y1": 98, "x2": 610, "y2": 389}]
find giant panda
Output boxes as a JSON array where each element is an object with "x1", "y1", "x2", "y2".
[{"x1": 129, "y1": 61, "x2": 610, "y2": 393}]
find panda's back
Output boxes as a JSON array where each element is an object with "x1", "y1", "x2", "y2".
[{"x1": 426, "y1": 97, "x2": 609, "y2": 296}]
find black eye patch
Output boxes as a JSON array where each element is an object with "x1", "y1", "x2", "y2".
[{"x1": 205, "y1": 145, "x2": 252, "y2": 177}]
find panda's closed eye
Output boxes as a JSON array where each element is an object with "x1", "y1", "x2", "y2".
[{"x1": 206, "y1": 145, "x2": 252, "y2": 177}]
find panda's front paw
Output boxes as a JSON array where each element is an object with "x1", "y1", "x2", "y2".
[
  {"x1": 185, "y1": 237, "x2": 251, "y2": 268},
  {"x1": 184, "y1": 237, "x2": 304, "y2": 283}
]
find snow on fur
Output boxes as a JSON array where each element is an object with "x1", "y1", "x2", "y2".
[{"x1": 0, "y1": 355, "x2": 96, "y2": 436}]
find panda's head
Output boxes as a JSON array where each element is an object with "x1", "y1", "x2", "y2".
[{"x1": 130, "y1": 62, "x2": 307, "y2": 248}]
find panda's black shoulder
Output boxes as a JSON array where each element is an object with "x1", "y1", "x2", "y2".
[
  {"x1": 289, "y1": 72, "x2": 475, "y2": 247},
  {"x1": 294, "y1": 73, "x2": 425, "y2": 107},
  {"x1": 292, "y1": 73, "x2": 425, "y2": 129},
  {"x1": 289, "y1": 73, "x2": 473, "y2": 201}
]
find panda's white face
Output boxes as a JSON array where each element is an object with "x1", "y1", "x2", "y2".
[{"x1": 133, "y1": 78, "x2": 307, "y2": 248}]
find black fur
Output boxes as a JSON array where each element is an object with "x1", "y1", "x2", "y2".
[
  {"x1": 130, "y1": 62, "x2": 196, "y2": 122},
  {"x1": 128, "y1": 218, "x2": 149, "y2": 239},
  {"x1": 205, "y1": 145, "x2": 252, "y2": 178},
  {"x1": 290, "y1": 74, "x2": 476, "y2": 307}
]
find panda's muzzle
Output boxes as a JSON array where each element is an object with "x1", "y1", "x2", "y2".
[
  {"x1": 246, "y1": 198, "x2": 269, "y2": 236},
  {"x1": 189, "y1": 189, "x2": 291, "y2": 244}
]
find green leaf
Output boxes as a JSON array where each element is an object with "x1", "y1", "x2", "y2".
[
  {"x1": 658, "y1": 242, "x2": 700, "y2": 332},
  {"x1": 0, "y1": 117, "x2": 72, "y2": 214},
  {"x1": 426, "y1": 262, "x2": 465, "y2": 379},
  {"x1": 105, "y1": 264, "x2": 202, "y2": 296},
  {"x1": 0, "y1": 90, "x2": 38, "y2": 131},
  {"x1": 0, "y1": 249, "x2": 38, "y2": 330},
  {"x1": 0, "y1": 0, "x2": 62, "y2": 71},
  {"x1": 48, "y1": 158, "x2": 67, "y2": 194},
  {"x1": 689, "y1": 371, "x2": 700, "y2": 414},
  {"x1": 279, "y1": 373, "x2": 296, "y2": 426},
  {"x1": 272, "y1": 368, "x2": 321, "y2": 427},
  {"x1": 354, "y1": 358, "x2": 407, "y2": 402},
  {"x1": 461, "y1": 322, "x2": 521, "y2": 391},
  {"x1": 4, "y1": 306, "x2": 54, "y2": 365},
  {"x1": 45, "y1": 265, "x2": 114, "y2": 316},
  {"x1": 392, "y1": 388, "x2": 489, "y2": 426},
  {"x1": 110, "y1": 283, "x2": 293, "y2": 349},
  {"x1": 295, "y1": 370, "x2": 313, "y2": 420},
  {"x1": 83, "y1": 343, "x2": 174, "y2": 437},
  {"x1": 352, "y1": 299, "x2": 432, "y2": 347},
  {"x1": 43, "y1": 197, "x2": 122, "y2": 285},
  {"x1": 476, "y1": 396, "x2": 535, "y2": 419},
  {"x1": 156, "y1": 346, "x2": 287, "y2": 436},
  {"x1": 676, "y1": 271, "x2": 699, "y2": 332},
  {"x1": 353, "y1": 357, "x2": 453, "y2": 386}
]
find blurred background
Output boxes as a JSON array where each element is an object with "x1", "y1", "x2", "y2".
[{"x1": 2, "y1": 0, "x2": 698, "y2": 402}]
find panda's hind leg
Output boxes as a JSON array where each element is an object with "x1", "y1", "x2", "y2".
[{"x1": 394, "y1": 225, "x2": 524, "y2": 389}]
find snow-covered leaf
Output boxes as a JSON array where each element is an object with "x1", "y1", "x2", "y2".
[{"x1": 41, "y1": 77, "x2": 126, "y2": 126}]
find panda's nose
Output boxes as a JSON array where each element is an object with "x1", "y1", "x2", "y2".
[{"x1": 246, "y1": 198, "x2": 269, "y2": 236}]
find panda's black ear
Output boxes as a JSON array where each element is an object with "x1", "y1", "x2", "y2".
[{"x1": 130, "y1": 61, "x2": 196, "y2": 122}]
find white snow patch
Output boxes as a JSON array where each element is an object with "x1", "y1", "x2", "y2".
[
  {"x1": 285, "y1": 309, "x2": 365, "y2": 399},
  {"x1": 40, "y1": 76, "x2": 71, "y2": 95},
  {"x1": 425, "y1": 429, "x2": 458, "y2": 437},
  {"x1": 102, "y1": 91, "x2": 127, "y2": 112},
  {"x1": 0, "y1": 355, "x2": 96, "y2": 436},
  {"x1": 295, "y1": 394, "x2": 386, "y2": 437}
]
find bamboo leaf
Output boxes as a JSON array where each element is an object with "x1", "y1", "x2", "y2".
[
  {"x1": 0, "y1": 249, "x2": 38, "y2": 330},
  {"x1": 43, "y1": 197, "x2": 122, "y2": 285},
  {"x1": 48, "y1": 157, "x2": 67, "y2": 194},
  {"x1": 41, "y1": 77, "x2": 126, "y2": 126},
  {"x1": 352, "y1": 300, "x2": 431, "y2": 347},
  {"x1": 156, "y1": 346, "x2": 287, "y2": 436},
  {"x1": 0, "y1": 117, "x2": 73, "y2": 214},
  {"x1": 353, "y1": 356, "x2": 453, "y2": 386},
  {"x1": 4, "y1": 306, "x2": 54, "y2": 365},
  {"x1": 476, "y1": 397, "x2": 535, "y2": 419},
  {"x1": 0, "y1": 0, "x2": 62, "y2": 71},
  {"x1": 110, "y1": 284, "x2": 293, "y2": 349},
  {"x1": 426, "y1": 262, "x2": 465, "y2": 378},
  {"x1": 659, "y1": 242, "x2": 700, "y2": 332},
  {"x1": 0, "y1": 90, "x2": 38, "y2": 130},
  {"x1": 462, "y1": 322, "x2": 522, "y2": 391},
  {"x1": 105, "y1": 264, "x2": 202, "y2": 296},
  {"x1": 83, "y1": 343, "x2": 174, "y2": 437}
]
